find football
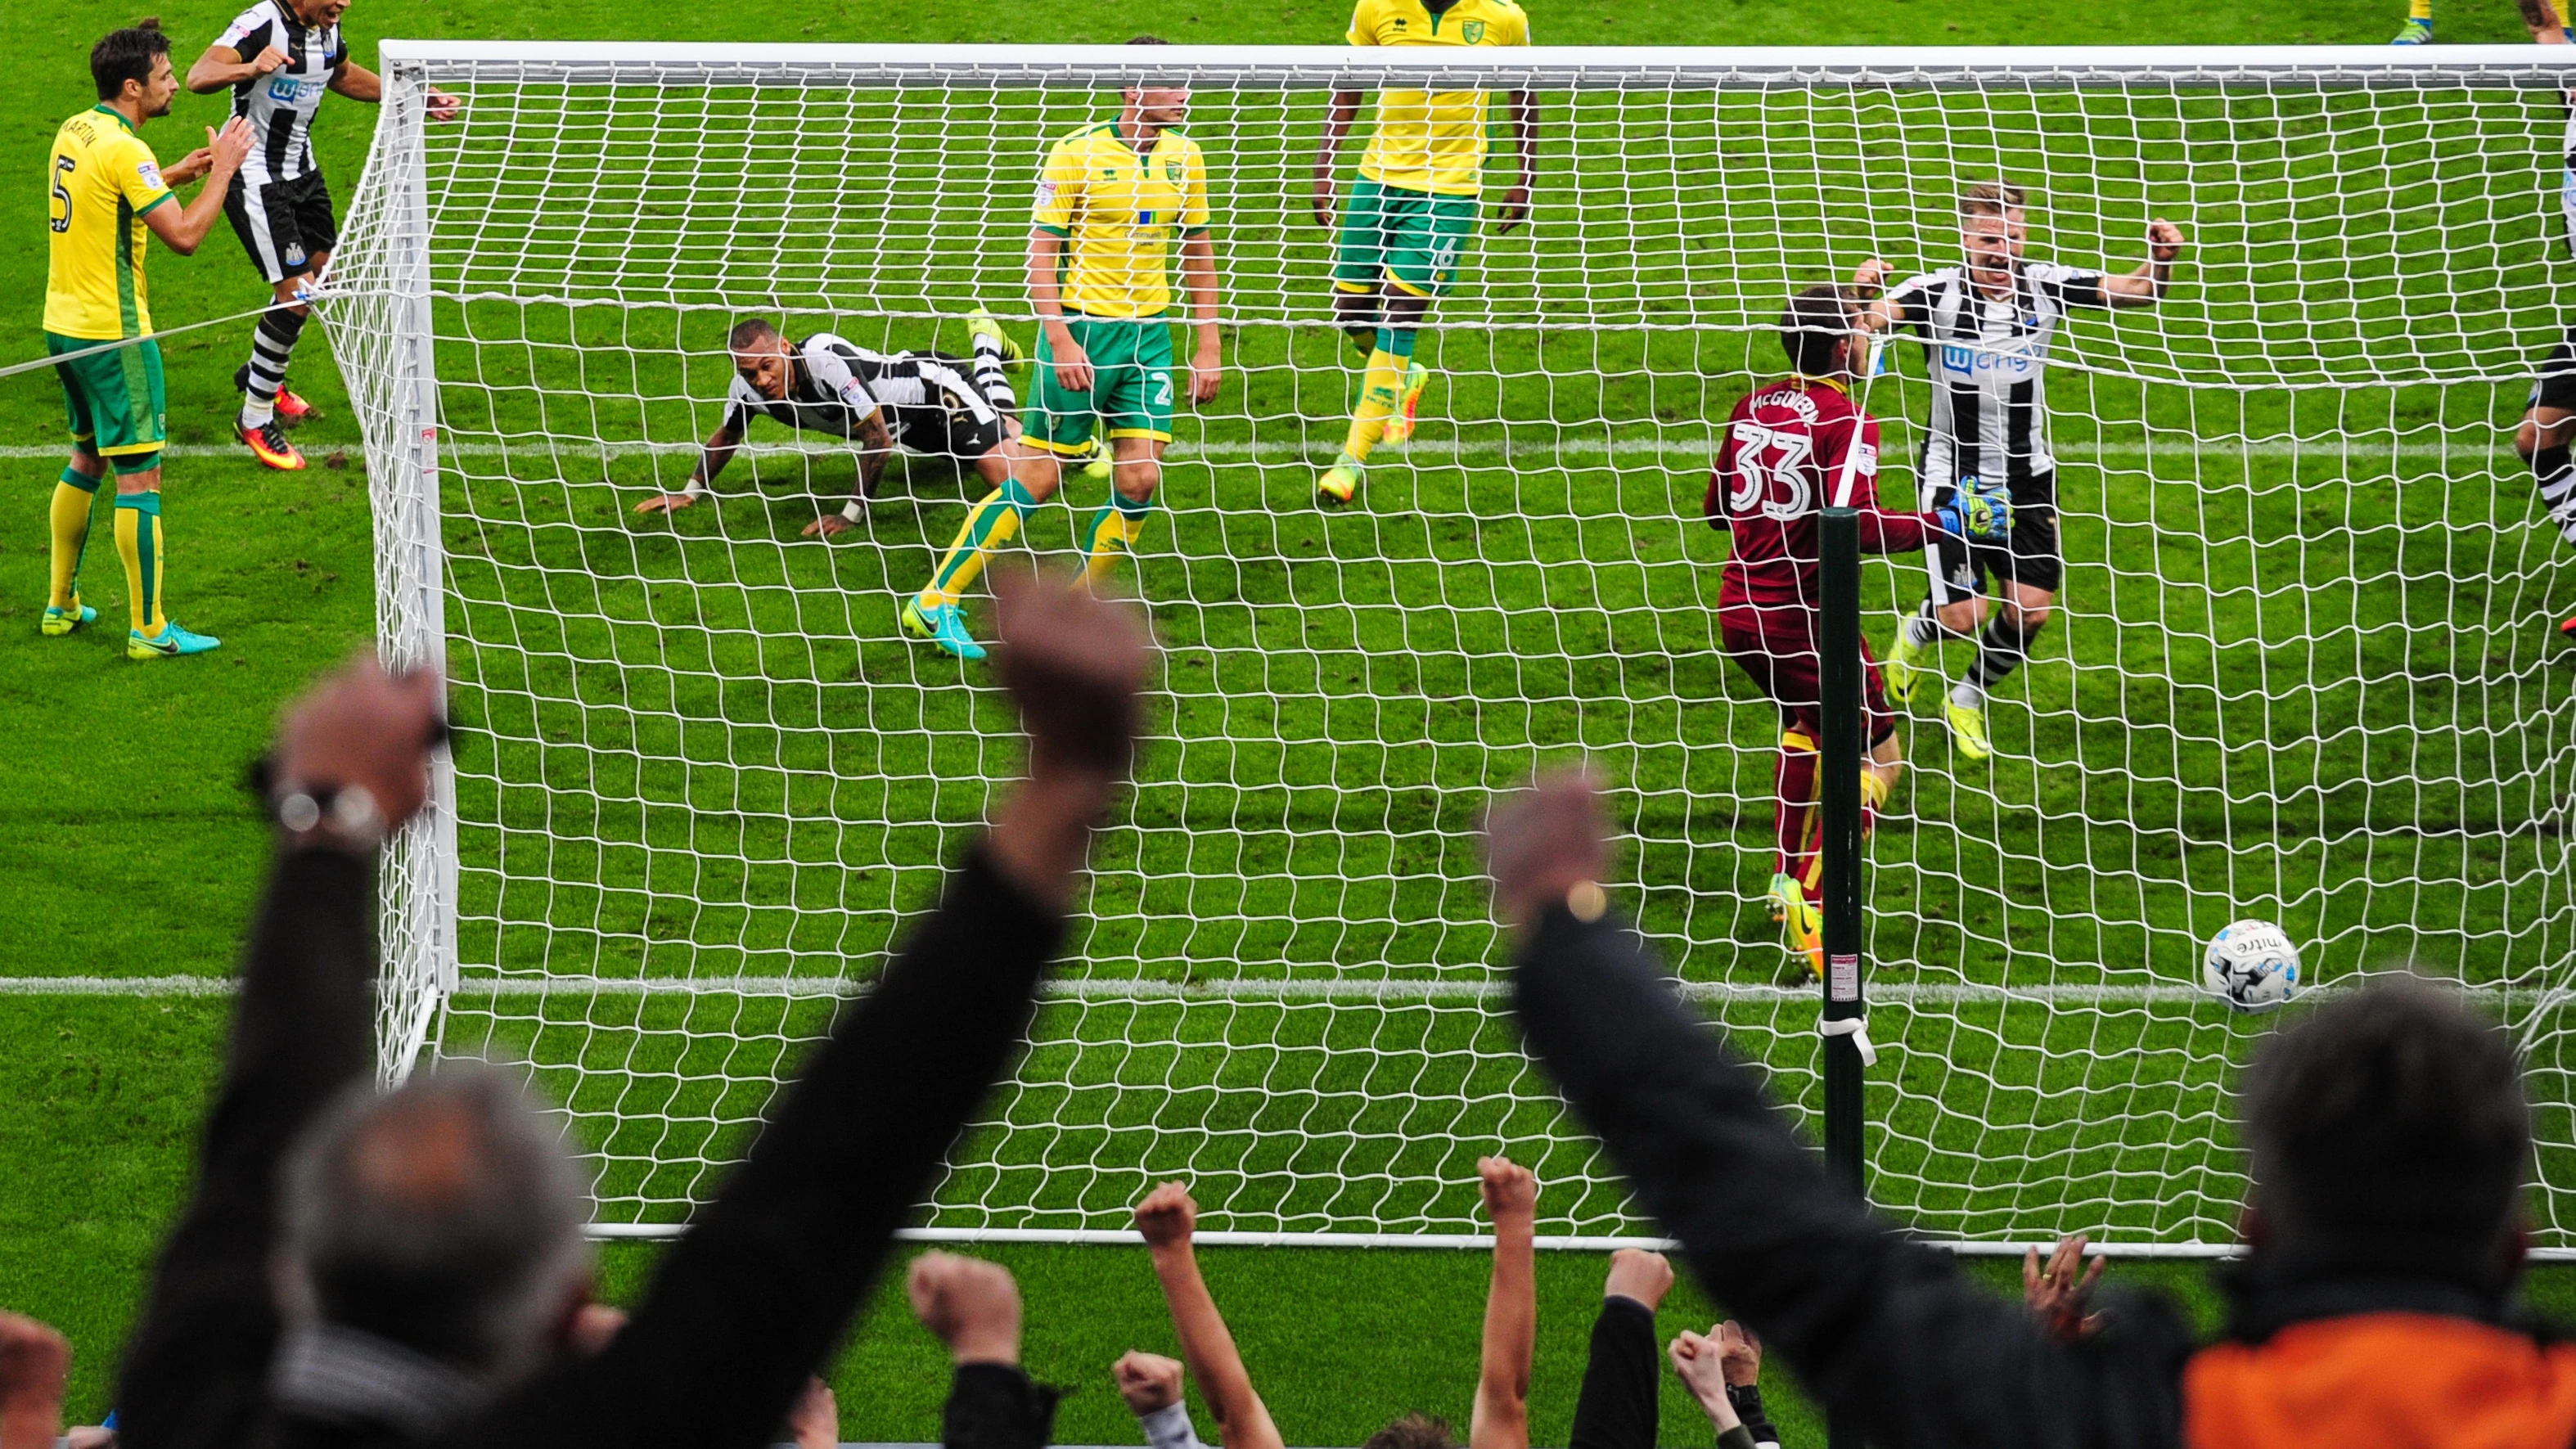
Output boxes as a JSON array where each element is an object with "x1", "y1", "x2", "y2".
[{"x1": 2202, "y1": 920, "x2": 2302, "y2": 1013}]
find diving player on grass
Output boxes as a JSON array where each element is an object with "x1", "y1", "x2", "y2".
[
  {"x1": 1709, "y1": 284, "x2": 2009, "y2": 976},
  {"x1": 43, "y1": 23, "x2": 254, "y2": 658},
  {"x1": 1310, "y1": 0, "x2": 1536, "y2": 507},
  {"x1": 1864, "y1": 181, "x2": 2186, "y2": 761},
  {"x1": 632, "y1": 313, "x2": 1029, "y2": 536},
  {"x1": 900, "y1": 41, "x2": 1223, "y2": 663}
]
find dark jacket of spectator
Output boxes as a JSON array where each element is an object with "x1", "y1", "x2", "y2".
[
  {"x1": 1515, "y1": 901, "x2": 2576, "y2": 1449},
  {"x1": 118, "y1": 842, "x2": 1062, "y2": 1449}
]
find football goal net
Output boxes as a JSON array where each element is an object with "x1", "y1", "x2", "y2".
[{"x1": 323, "y1": 43, "x2": 2576, "y2": 1250}]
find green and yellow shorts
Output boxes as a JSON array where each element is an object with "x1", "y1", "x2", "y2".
[
  {"x1": 1021, "y1": 314, "x2": 1178, "y2": 454},
  {"x1": 51, "y1": 331, "x2": 165, "y2": 471},
  {"x1": 1332, "y1": 178, "x2": 1479, "y2": 299}
]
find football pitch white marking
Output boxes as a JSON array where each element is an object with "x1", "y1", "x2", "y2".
[
  {"x1": 0, "y1": 974, "x2": 245, "y2": 997},
  {"x1": 0, "y1": 439, "x2": 2515, "y2": 462},
  {"x1": 6, "y1": 973, "x2": 2556, "y2": 1009}
]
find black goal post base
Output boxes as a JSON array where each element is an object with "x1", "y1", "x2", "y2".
[{"x1": 1818, "y1": 507, "x2": 1868, "y2": 1449}]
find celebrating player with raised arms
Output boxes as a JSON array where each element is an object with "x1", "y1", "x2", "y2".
[
  {"x1": 1709, "y1": 285, "x2": 2010, "y2": 975},
  {"x1": 633, "y1": 313, "x2": 1027, "y2": 537},
  {"x1": 1309, "y1": 0, "x2": 1536, "y2": 507},
  {"x1": 2508, "y1": 0, "x2": 2576, "y2": 637},
  {"x1": 1865, "y1": 182, "x2": 2186, "y2": 761},
  {"x1": 898, "y1": 38, "x2": 1223, "y2": 664},
  {"x1": 186, "y1": 0, "x2": 457, "y2": 471},
  {"x1": 43, "y1": 23, "x2": 254, "y2": 659}
]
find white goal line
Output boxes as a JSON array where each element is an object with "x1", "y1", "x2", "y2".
[
  {"x1": 437, "y1": 975, "x2": 2275, "y2": 1005},
  {"x1": 0, "y1": 439, "x2": 2502, "y2": 463},
  {"x1": 11, "y1": 974, "x2": 2565, "y2": 1009}
]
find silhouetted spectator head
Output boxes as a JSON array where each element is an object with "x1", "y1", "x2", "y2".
[
  {"x1": 278, "y1": 1063, "x2": 592, "y2": 1384},
  {"x1": 1364, "y1": 1412, "x2": 1458, "y2": 1449},
  {"x1": 2240, "y1": 979, "x2": 2529, "y2": 1271}
]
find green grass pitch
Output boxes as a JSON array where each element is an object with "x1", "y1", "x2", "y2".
[{"x1": 9, "y1": 0, "x2": 2576, "y2": 1442}]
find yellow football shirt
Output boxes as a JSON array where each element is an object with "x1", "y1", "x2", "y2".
[
  {"x1": 45, "y1": 106, "x2": 175, "y2": 340},
  {"x1": 1348, "y1": 0, "x2": 1532, "y2": 198},
  {"x1": 1033, "y1": 122, "x2": 1212, "y2": 321}
]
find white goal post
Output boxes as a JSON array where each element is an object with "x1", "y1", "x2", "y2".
[{"x1": 322, "y1": 43, "x2": 2576, "y2": 1252}]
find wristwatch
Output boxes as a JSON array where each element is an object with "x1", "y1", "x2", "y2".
[
  {"x1": 1565, "y1": 880, "x2": 1608, "y2": 923},
  {"x1": 272, "y1": 781, "x2": 389, "y2": 852}
]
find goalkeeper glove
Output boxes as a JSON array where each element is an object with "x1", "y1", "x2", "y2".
[{"x1": 1934, "y1": 476, "x2": 2013, "y2": 544}]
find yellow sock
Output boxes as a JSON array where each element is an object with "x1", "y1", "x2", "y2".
[
  {"x1": 48, "y1": 474, "x2": 99, "y2": 611},
  {"x1": 114, "y1": 492, "x2": 165, "y2": 636},
  {"x1": 1340, "y1": 349, "x2": 1407, "y2": 466},
  {"x1": 2410, "y1": 0, "x2": 2431, "y2": 20},
  {"x1": 916, "y1": 483, "x2": 1031, "y2": 610},
  {"x1": 1079, "y1": 499, "x2": 1153, "y2": 586}
]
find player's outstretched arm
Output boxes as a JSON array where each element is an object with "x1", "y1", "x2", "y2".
[
  {"x1": 1849, "y1": 259, "x2": 1901, "y2": 333},
  {"x1": 804, "y1": 412, "x2": 894, "y2": 538},
  {"x1": 185, "y1": 42, "x2": 285, "y2": 93},
  {"x1": 1470, "y1": 1156, "x2": 1538, "y2": 1449},
  {"x1": 1134, "y1": 1183, "x2": 1285, "y2": 1449},
  {"x1": 1493, "y1": 92, "x2": 1538, "y2": 236},
  {"x1": 2522, "y1": 0, "x2": 2569, "y2": 43},
  {"x1": 329, "y1": 62, "x2": 384, "y2": 102},
  {"x1": 326, "y1": 62, "x2": 462, "y2": 119},
  {"x1": 1310, "y1": 91, "x2": 1362, "y2": 228},
  {"x1": 636, "y1": 422, "x2": 743, "y2": 515},
  {"x1": 144, "y1": 118, "x2": 254, "y2": 255},
  {"x1": 2101, "y1": 220, "x2": 2186, "y2": 306}
]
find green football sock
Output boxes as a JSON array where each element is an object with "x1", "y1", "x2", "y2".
[{"x1": 114, "y1": 491, "x2": 164, "y2": 636}]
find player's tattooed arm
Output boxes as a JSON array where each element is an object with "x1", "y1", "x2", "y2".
[
  {"x1": 807, "y1": 411, "x2": 894, "y2": 538},
  {"x1": 2102, "y1": 220, "x2": 2187, "y2": 305},
  {"x1": 1311, "y1": 91, "x2": 1363, "y2": 228},
  {"x1": 634, "y1": 421, "x2": 743, "y2": 515},
  {"x1": 856, "y1": 408, "x2": 894, "y2": 495},
  {"x1": 1493, "y1": 91, "x2": 1538, "y2": 235},
  {"x1": 2523, "y1": 0, "x2": 2569, "y2": 41}
]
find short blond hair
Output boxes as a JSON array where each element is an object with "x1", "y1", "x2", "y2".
[{"x1": 1961, "y1": 181, "x2": 2027, "y2": 218}]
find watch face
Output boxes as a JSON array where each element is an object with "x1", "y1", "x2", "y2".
[{"x1": 1566, "y1": 880, "x2": 1608, "y2": 922}]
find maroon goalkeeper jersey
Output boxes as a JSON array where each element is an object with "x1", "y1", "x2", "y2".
[{"x1": 1705, "y1": 375, "x2": 1935, "y2": 610}]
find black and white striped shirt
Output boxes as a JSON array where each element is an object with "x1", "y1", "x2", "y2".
[
  {"x1": 722, "y1": 335, "x2": 883, "y2": 440},
  {"x1": 1886, "y1": 262, "x2": 2107, "y2": 500},
  {"x1": 720, "y1": 336, "x2": 997, "y2": 446},
  {"x1": 840, "y1": 344, "x2": 1000, "y2": 439},
  {"x1": 213, "y1": 0, "x2": 347, "y2": 186}
]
